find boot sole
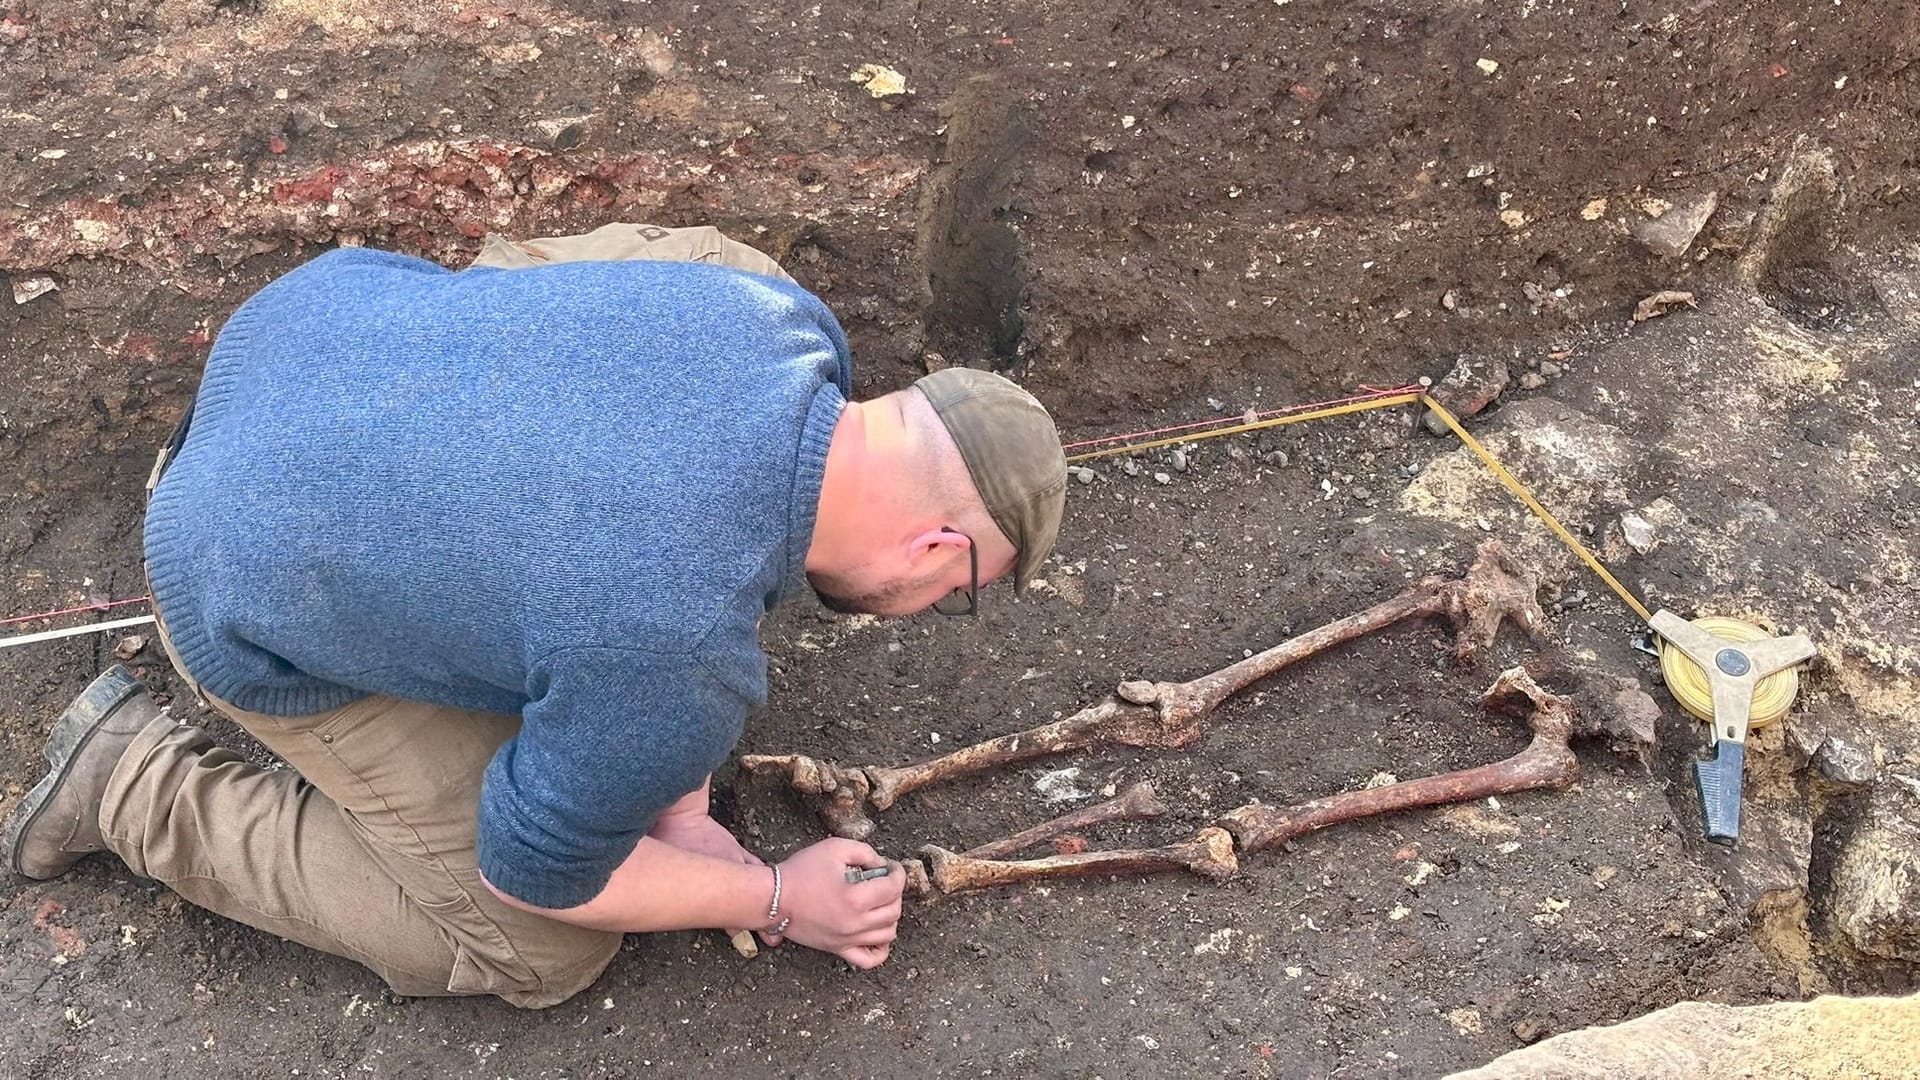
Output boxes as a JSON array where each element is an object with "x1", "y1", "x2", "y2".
[{"x1": 3, "y1": 664, "x2": 146, "y2": 879}]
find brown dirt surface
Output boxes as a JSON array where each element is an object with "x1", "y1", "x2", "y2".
[{"x1": 4, "y1": 1, "x2": 1919, "y2": 1077}]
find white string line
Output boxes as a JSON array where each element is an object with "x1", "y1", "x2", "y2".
[{"x1": 0, "y1": 614, "x2": 157, "y2": 650}]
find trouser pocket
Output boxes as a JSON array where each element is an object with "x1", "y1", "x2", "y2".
[{"x1": 411, "y1": 867, "x2": 543, "y2": 996}]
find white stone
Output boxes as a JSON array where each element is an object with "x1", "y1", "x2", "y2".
[{"x1": 1620, "y1": 511, "x2": 1657, "y2": 553}]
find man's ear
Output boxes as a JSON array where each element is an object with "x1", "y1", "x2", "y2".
[{"x1": 907, "y1": 527, "x2": 971, "y2": 567}]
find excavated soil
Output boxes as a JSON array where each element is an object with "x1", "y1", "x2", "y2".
[{"x1": 3, "y1": 1, "x2": 1918, "y2": 1077}]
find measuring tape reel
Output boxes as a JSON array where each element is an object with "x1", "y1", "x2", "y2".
[{"x1": 1658, "y1": 616, "x2": 1803, "y2": 729}]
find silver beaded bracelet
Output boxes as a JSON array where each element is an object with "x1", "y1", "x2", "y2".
[{"x1": 765, "y1": 864, "x2": 785, "y2": 928}]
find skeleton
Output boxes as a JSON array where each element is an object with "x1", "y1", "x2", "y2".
[
  {"x1": 886, "y1": 666, "x2": 1604, "y2": 899},
  {"x1": 741, "y1": 542, "x2": 1544, "y2": 839}
]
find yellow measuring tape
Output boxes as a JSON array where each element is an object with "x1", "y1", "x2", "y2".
[
  {"x1": 1065, "y1": 393, "x2": 1423, "y2": 465},
  {"x1": 1414, "y1": 396, "x2": 1654, "y2": 624},
  {"x1": 1068, "y1": 389, "x2": 1802, "y2": 726},
  {"x1": 1069, "y1": 391, "x2": 1653, "y2": 622}
]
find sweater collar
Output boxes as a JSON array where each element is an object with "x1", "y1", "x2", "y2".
[{"x1": 784, "y1": 381, "x2": 845, "y2": 595}]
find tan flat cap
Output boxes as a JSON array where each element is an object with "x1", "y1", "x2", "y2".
[{"x1": 916, "y1": 368, "x2": 1067, "y2": 593}]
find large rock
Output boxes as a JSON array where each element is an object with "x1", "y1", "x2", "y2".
[
  {"x1": 1447, "y1": 994, "x2": 1920, "y2": 1079},
  {"x1": 1830, "y1": 787, "x2": 1920, "y2": 964},
  {"x1": 1401, "y1": 398, "x2": 1641, "y2": 574}
]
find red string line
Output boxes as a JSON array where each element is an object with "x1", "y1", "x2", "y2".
[
  {"x1": 1059, "y1": 383, "x2": 1423, "y2": 451},
  {"x1": 1, "y1": 595, "x2": 153, "y2": 627}
]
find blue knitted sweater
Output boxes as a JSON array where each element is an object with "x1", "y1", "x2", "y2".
[{"x1": 143, "y1": 248, "x2": 850, "y2": 908}]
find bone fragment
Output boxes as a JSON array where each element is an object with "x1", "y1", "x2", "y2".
[
  {"x1": 914, "y1": 827, "x2": 1238, "y2": 897},
  {"x1": 962, "y1": 782, "x2": 1168, "y2": 860},
  {"x1": 1219, "y1": 667, "x2": 1578, "y2": 853}
]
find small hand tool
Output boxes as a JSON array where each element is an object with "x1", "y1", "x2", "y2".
[{"x1": 1650, "y1": 610, "x2": 1815, "y2": 844}]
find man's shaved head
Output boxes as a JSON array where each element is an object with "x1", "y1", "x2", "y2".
[{"x1": 805, "y1": 387, "x2": 1013, "y2": 616}]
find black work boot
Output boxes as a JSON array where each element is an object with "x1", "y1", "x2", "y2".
[{"x1": 3, "y1": 665, "x2": 168, "y2": 879}]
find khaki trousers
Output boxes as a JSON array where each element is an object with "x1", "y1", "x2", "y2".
[{"x1": 101, "y1": 223, "x2": 786, "y2": 1007}]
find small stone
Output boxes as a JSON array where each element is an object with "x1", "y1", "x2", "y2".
[
  {"x1": 1813, "y1": 737, "x2": 1876, "y2": 789},
  {"x1": 1153, "y1": 471, "x2": 1172, "y2": 484},
  {"x1": 1619, "y1": 510, "x2": 1657, "y2": 553},
  {"x1": 1579, "y1": 197, "x2": 1609, "y2": 220},
  {"x1": 530, "y1": 114, "x2": 594, "y2": 149},
  {"x1": 1206, "y1": 397, "x2": 1227, "y2": 413},
  {"x1": 1519, "y1": 372, "x2": 1547, "y2": 390},
  {"x1": 1539, "y1": 361, "x2": 1563, "y2": 377},
  {"x1": 1466, "y1": 162, "x2": 1495, "y2": 179},
  {"x1": 113, "y1": 635, "x2": 148, "y2": 661},
  {"x1": 849, "y1": 63, "x2": 908, "y2": 97},
  {"x1": 1262, "y1": 450, "x2": 1290, "y2": 468},
  {"x1": 1597, "y1": 683, "x2": 1660, "y2": 771},
  {"x1": 1499, "y1": 208, "x2": 1528, "y2": 229},
  {"x1": 1170, "y1": 449, "x2": 1189, "y2": 472},
  {"x1": 1512, "y1": 1018, "x2": 1549, "y2": 1044},
  {"x1": 1448, "y1": 1007, "x2": 1485, "y2": 1035},
  {"x1": 1423, "y1": 355, "x2": 1511, "y2": 434},
  {"x1": 1475, "y1": 58, "x2": 1500, "y2": 75},
  {"x1": 1033, "y1": 767, "x2": 1091, "y2": 803},
  {"x1": 1441, "y1": 289, "x2": 1459, "y2": 311},
  {"x1": 1633, "y1": 191, "x2": 1719, "y2": 258},
  {"x1": 1069, "y1": 466, "x2": 1097, "y2": 485},
  {"x1": 12, "y1": 275, "x2": 57, "y2": 305},
  {"x1": 1351, "y1": 488, "x2": 1373, "y2": 501},
  {"x1": 1365, "y1": 772, "x2": 1399, "y2": 789},
  {"x1": 1120, "y1": 458, "x2": 1142, "y2": 476}
]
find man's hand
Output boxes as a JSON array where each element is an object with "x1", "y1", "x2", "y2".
[
  {"x1": 648, "y1": 807, "x2": 780, "y2": 945},
  {"x1": 649, "y1": 811, "x2": 759, "y2": 867},
  {"x1": 776, "y1": 838, "x2": 906, "y2": 970},
  {"x1": 480, "y1": 780, "x2": 904, "y2": 967}
]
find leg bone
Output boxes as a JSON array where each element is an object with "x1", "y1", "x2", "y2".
[
  {"x1": 1219, "y1": 667, "x2": 1578, "y2": 853},
  {"x1": 916, "y1": 827, "x2": 1238, "y2": 897},
  {"x1": 961, "y1": 782, "x2": 1168, "y2": 860}
]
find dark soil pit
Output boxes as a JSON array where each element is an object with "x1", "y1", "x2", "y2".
[{"x1": 5, "y1": 0, "x2": 1920, "y2": 1076}]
